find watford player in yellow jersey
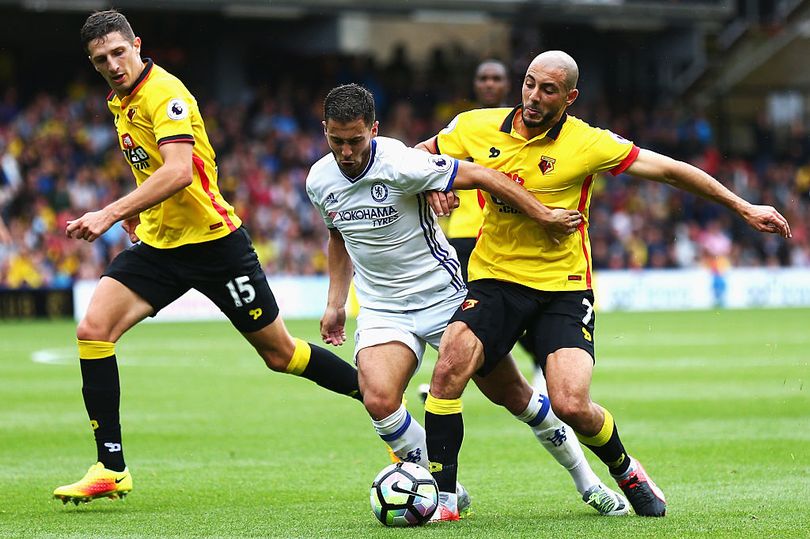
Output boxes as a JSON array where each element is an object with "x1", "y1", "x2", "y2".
[
  {"x1": 418, "y1": 50, "x2": 791, "y2": 518},
  {"x1": 54, "y1": 10, "x2": 361, "y2": 505},
  {"x1": 430, "y1": 59, "x2": 560, "y2": 401}
]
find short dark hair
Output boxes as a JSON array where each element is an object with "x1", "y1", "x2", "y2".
[
  {"x1": 323, "y1": 84, "x2": 375, "y2": 126},
  {"x1": 81, "y1": 10, "x2": 135, "y2": 52},
  {"x1": 476, "y1": 59, "x2": 508, "y2": 74}
]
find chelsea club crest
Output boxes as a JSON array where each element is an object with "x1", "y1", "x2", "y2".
[{"x1": 371, "y1": 182, "x2": 389, "y2": 202}]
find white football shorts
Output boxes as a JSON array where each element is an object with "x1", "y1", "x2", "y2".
[{"x1": 353, "y1": 288, "x2": 467, "y2": 370}]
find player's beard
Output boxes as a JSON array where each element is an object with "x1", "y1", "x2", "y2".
[
  {"x1": 521, "y1": 105, "x2": 558, "y2": 130},
  {"x1": 336, "y1": 147, "x2": 371, "y2": 178}
]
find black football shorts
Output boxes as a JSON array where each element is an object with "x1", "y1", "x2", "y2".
[
  {"x1": 104, "y1": 227, "x2": 279, "y2": 333},
  {"x1": 449, "y1": 279, "x2": 596, "y2": 375}
]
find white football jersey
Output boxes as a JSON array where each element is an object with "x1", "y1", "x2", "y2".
[{"x1": 307, "y1": 136, "x2": 465, "y2": 311}]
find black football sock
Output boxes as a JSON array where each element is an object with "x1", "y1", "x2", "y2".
[
  {"x1": 78, "y1": 340, "x2": 126, "y2": 472},
  {"x1": 285, "y1": 339, "x2": 361, "y2": 401},
  {"x1": 576, "y1": 407, "x2": 631, "y2": 476},
  {"x1": 424, "y1": 394, "x2": 464, "y2": 494}
]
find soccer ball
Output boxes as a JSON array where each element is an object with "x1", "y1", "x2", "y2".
[{"x1": 369, "y1": 462, "x2": 438, "y2": 526}]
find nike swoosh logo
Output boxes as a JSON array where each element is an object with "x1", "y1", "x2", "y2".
[
  {"x1": 114, "y1": 476, "x2": 127, "y2": 484},
  {"x1": 391, "y1": 481, "x2": 426, "y2": 499}
]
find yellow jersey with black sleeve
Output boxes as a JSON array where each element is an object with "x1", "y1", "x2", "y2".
[
  {"x1": 107, "y1": 59, "x2": 241, "y2": 248},
  {"x1": 436, "y1": 106, "x2": 639, "y2": 291}
]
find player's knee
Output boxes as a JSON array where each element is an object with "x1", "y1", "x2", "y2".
[
  {"x1": 363, "y1": 392, "x2": 401, "y2": 421},
  {"x1": 260, "y1": 348, "x2": 292, "y2": 372},
  {"x1": 437, "y1": 323, "x2": 479, "y2": 367},
  {"x1": 76, "y1": 317, "x2": 112, "y2": 342},
  {"x1": 432, "y1": 353, "x2": 465, "y2": 381},
  {"x1": 433, "y1": 323, "x2": 481, "y2": 394},
  {"x1": 430, "y1": 358, "x2": 471, "y2": 399}
]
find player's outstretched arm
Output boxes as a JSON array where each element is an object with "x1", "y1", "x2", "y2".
[
  {"x1": 626, "y1": 148, "x2": 791, "y2": 238},
  {"x1": 453, "y1": 160, "x2": 582, "y2": 237},
  {"x1": 414, "y1": 137, "x2": 437, "y2": 154},
  {"x1": 322, "y1": 228, "x2": 352, "y2": 346},
  {"x1": 66, "y1": 142, "x2": 194, "y2": 242}
]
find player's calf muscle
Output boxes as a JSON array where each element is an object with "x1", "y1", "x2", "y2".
[{"x1": 551, "y1": 399, "x2": 601, "y2": 434}]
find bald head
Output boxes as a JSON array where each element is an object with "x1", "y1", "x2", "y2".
[
  {"x1": 528, "y1": 50, "x2": 579, "y2": 91},
  {"x1": 518, "y1": 49, "x2": 580, "y2": 134}
]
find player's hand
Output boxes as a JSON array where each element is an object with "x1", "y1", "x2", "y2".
[
  {"x1": 426, "y1": 190, "x2": 459, "y2": 217},
  {"x1": 741, "y1": 204, "x2": 792, "y2": 238},
  {"x1": 542, "y1": 208, "x2": 582, "y2": 239},
  {"x1": 121, "y1": 216, "x2": 140, "y2": 243},
  {"x1": 320, "y1": 305, "x2": 347, "y2": 346},
  {"x1": 66, "y1": 209, "x2": 116, "y2": 243}
]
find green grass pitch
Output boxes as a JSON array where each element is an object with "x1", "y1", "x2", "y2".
[{"x1": 1, "y1": 309, "x2": 808, "y2": 538}]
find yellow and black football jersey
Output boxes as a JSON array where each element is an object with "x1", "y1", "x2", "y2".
[
  {"x1": 107, "y1": 59, "x2": 241, "y2": 248},
  {"x1": 436, "y1": 106, "x2": 639, "y2": 291}
]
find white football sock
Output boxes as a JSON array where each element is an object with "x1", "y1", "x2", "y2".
[
  {"x1": 515, "y1": 391, "x2": 601, "y2": 495},
  {"x1": 532, "y1": 366, "x2": 549, "y2": 394},
  {"x1": 372, "y1": 403, "x2": 429, "y2": 469}
]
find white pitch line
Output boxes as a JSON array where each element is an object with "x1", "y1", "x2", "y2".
[
  {"x1": 603, "y1": 334, "x2": 810, "y2": 346},
  {"x1": 30, "y1": 348, "x2": 223, "y2": 368},
  {"x1": 31, "y1": 348, "x2": 75, "y2": 365},
  {"x1": 597, "y1": 356, "x2": 808, "y2": 370}
]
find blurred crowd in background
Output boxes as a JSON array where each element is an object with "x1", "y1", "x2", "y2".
[{"x1": 1, "y1": 53, "x2": 808, "y2": 289}]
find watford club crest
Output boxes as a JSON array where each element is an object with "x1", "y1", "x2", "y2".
[
  {"x1": 538, "y1": 155, "x2": 556, "y2": 174},
  {"x1": 121, "y1": 133, "x2": 135, "y2": 149},
  {"x1": 461, "y1": 299, "x2": 479, "y2": 311}
]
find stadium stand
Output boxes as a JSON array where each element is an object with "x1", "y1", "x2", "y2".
[
  {"x1": 1, "y1": 56, "x2": 805, "y2": 291},
  {"x1": 1, "y1": 0, "x2": 808, "y2": 289}
]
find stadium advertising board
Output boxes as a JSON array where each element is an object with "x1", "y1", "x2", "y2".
[
  {"x1": 586, "y1": 268, "x2": 810, "y2": 312},
  {"x1": 72, "y1": 268, "x2": 810, "y2": 321},
  {"x1": 0, "y1": 288, "x2": 73, "y2": 319},
  {"x1": 723, "y1": 268, "x2": 810, "y2": 308},
  {"x1": 72, "y1": 277, "x2": 330, "y2": 322}
]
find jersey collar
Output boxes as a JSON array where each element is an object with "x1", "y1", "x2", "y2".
[
  {"x1": 500, "y1": 105, "x2": 567, "y2": 141},
  {"x1": 107, "y1": 58, "x2": 154, "y2": 106},
  {"x1": 340, "y1": 138, "x2": 377, "y2": 183}
]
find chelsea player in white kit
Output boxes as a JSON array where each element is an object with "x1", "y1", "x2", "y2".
[{"x1": 306, "y1": 84, "x2": 629, "y2": 518}]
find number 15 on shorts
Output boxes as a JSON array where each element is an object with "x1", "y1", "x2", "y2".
[{"x1": 226, "y1": 276, "x2": 256, "y2": 307}]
